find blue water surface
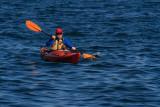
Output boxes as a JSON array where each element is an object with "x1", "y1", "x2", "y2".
[{"x1": 0, "y1": 0, "x2": 160, "y2": 107}]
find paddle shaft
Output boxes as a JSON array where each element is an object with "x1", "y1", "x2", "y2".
[{"x1": 41, "y1": 30, "x2": 52, "y2": 37}]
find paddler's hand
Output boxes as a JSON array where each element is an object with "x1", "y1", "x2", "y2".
[
  {"x1": 71, "y1": 47, "x2": 76, "y2": 50},
  {"x1": 51, "y1": 35, "x2": 56, "y2": 40},
  {"x1": 40, "y1": 47, "x2": 48, "y2": 53}
]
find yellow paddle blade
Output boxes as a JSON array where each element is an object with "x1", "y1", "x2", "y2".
[
  {"x1": 25, "y1": 20, "x2": 42, "y2": 32},
  {"x1": 82, "y1": 53, "x2": 96, "y2": 59}
]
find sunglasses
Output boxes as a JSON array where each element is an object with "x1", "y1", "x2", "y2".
[{"x1": 56, "y1": 33, "x2": 62, "y2": 35}]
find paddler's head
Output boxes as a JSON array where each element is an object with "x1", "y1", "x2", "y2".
[{"x1": 55, "y1": 27, "x2": 63, "y2": 39}]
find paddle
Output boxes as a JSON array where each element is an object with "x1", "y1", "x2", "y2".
[
  {"x1": 25, "y1": 20, "x2": 96, "y2": 59},
  {"x1": 26, "y1": 20, "x2": 51, "y2": 37}
]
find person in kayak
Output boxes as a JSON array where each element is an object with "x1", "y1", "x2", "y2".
[{"x1": 45, "y1": 27, "x2": 76, "y2": 51}]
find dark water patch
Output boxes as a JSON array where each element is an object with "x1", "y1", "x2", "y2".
[
  {"x1": 89, "y1": 46, "x2": 108, "y2": 50},
  {"x1": 90, "y1": 61, "x2": 125, "y2": 69},
  {"x1": 1, "y1": 0, "x2": 160, "y2": 106}
]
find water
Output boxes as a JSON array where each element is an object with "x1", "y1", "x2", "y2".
[{"x1": 0, "y1": 0, "x2": 160, "y2": 107}]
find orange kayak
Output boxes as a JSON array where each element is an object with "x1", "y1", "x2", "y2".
[{"x1": 40, "y1": 48, "x2": 81, "y2": 64}]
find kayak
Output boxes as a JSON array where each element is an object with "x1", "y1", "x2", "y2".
[{"x1": 40, "y1": 48, "x2": 81, "y2": 64}]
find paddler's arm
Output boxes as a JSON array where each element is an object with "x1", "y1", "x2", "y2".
[
  {"x1": 45, "y1": 35, "x2": 55, "y2": 50},
  {"x1": 63, "y1": 38, "x2": 76, "y2": 50}
]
